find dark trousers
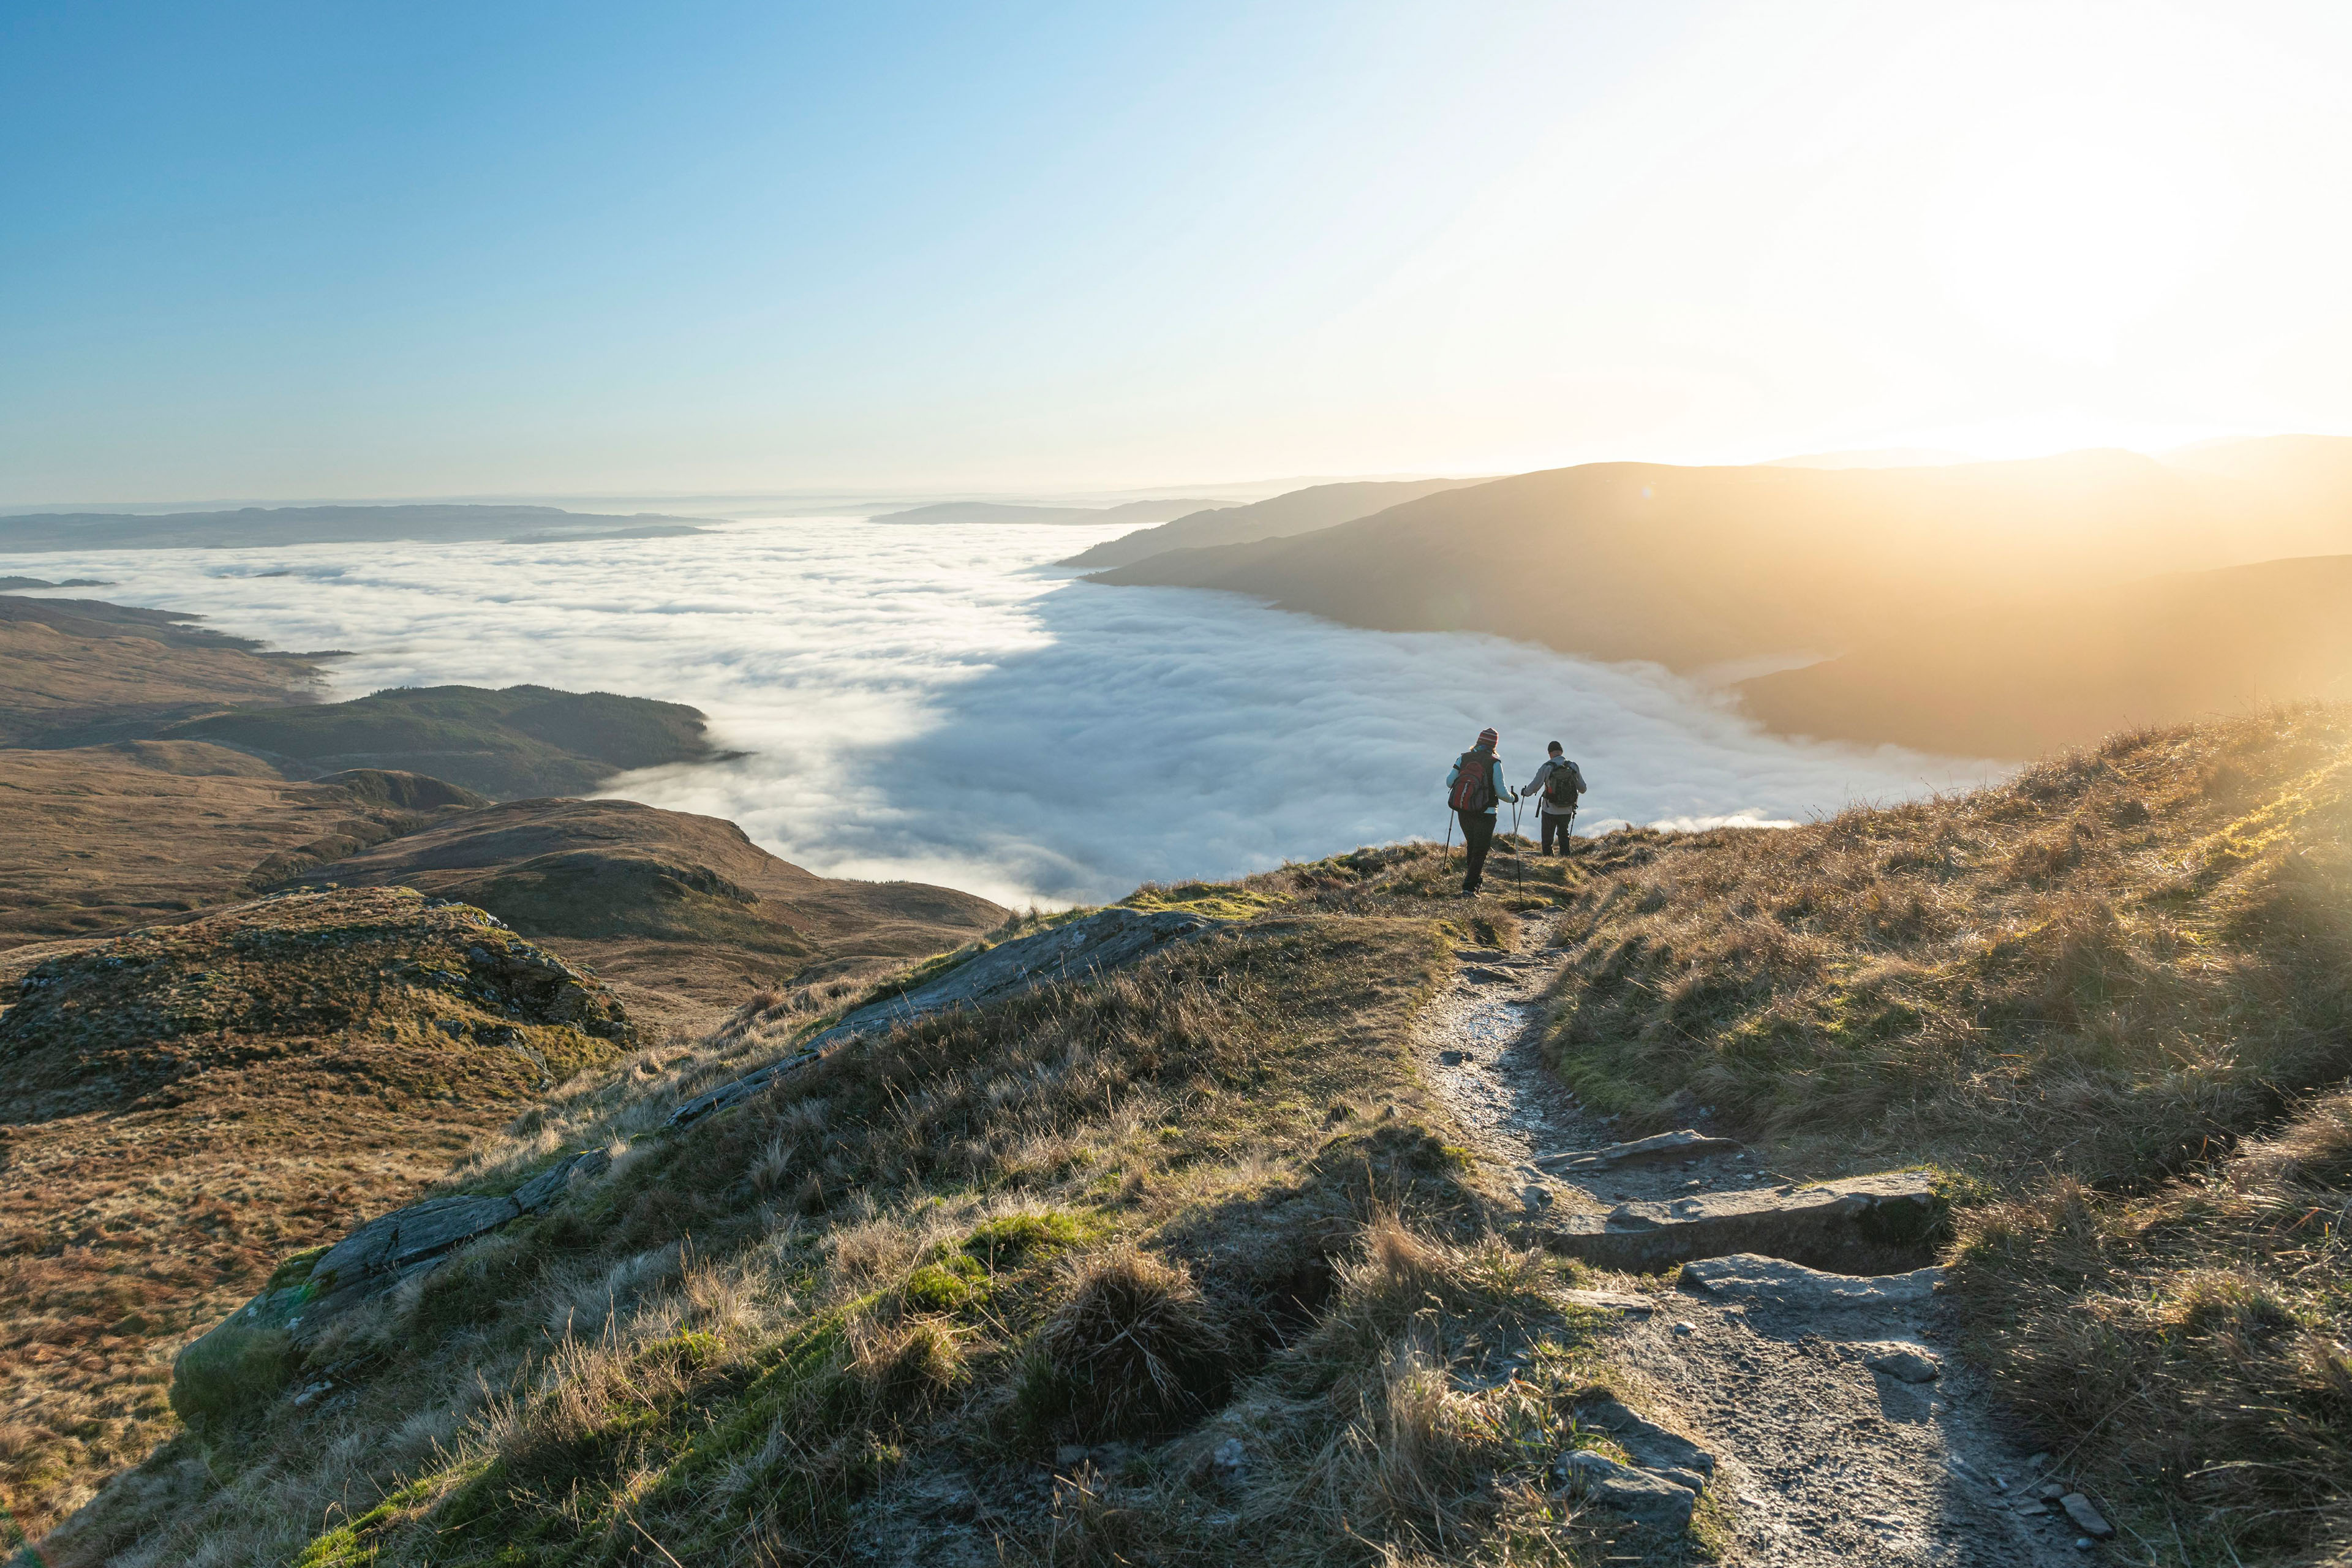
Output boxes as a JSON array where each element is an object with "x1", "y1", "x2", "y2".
[
  {"x1": 1457, "y1": 810, "x2": 1495, "y2": 890},
  {"x1": 1542, "y1": 811, "x2": 1574, "y2": 854}
]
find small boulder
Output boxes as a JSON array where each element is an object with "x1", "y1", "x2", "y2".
[
  {"x1": 1863, "y1": 1346, "x2": 1942, "y2": 1384},
  {"x1": 2059, "y1": 1494, "x2": 2114, "y2": 1539}
]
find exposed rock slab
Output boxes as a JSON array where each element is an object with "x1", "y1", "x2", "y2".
[
  {"x1": 1530, "y1": 1170, "x2": 1945, "y2": 1273},
  {"x1": 1532, "y1": 1128, "x2": 1741, "y2": 1171},
  {"x1": 1679, "y1": 1252, "x2": 1945, "y2": 1309},
  {"x1": 1561, "y1": 1289, "x2": 1658, "y2": 1317},
  {"x1": 1556, "y1": 1449, "x2": 1697, "y2": 1530},
  {"x1": 1574, "y1": 1393, "x2": 1716, "y2": 1482},
  {"x1": 669, "y1": 907, "x2": 1222, "y2": 1126}
]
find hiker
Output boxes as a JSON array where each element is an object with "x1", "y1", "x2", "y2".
[
  {"x1": 1444, "y1": 727, "x2": 1517, "y2": 894},
  {"x1": 1525, "y1": 741, "x2": 1586, "y2": 856}
]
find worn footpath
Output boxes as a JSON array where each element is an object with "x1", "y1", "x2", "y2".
[{"x1": 1418, "y1": 903, "x2": 2108, "y2": 1566}]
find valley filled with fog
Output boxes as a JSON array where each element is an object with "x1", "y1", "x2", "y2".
[{"x1": 2, "y1": 519, "x2": 1996, "y2": 905}]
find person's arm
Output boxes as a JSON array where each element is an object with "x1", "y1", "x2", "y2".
[
  {"x1": 1446, "y1": 760, "x2": 1462, "y2": 792},
  {"x1": 1493, "y1": 760, "x2": 1516, "y2": 802},
  {"x1": 1523, "y1": 761, "x2": 1551, "y2": 794}
]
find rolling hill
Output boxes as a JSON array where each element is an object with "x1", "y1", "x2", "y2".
[
  {"x1": 869, "y1": 497, "x2": 1215, "y2": 526},
  {"x1": 1058, "y1": 477, "x2": 1483, "y2": 569},
  {"x1": 171, "y1": 684, "x2": 723, "y2": 799}
]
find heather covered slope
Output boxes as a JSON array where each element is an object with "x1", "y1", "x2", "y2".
[{"x1": 0, "y1": 889, "x2": 635, "y2": 1540}]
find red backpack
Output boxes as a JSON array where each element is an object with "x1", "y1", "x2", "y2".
[{"x1": 1447, "y1": 748, "x2": 1496, "y2": 812}]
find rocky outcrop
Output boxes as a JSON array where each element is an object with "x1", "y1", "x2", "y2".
[
  {"x1": 171, "y1": 1148, "x2": 610, "y2": 1423},
  {"x1": 1531, "y1": 1170, "x2": 1945, "y2": 1273},
  {"x1": 669, "y1": 907, "x2": 1223, "y2": 1127}
]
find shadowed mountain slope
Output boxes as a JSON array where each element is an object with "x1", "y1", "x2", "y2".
[
  {"x1": 1058, "y1": 477, "x2": 1482, "y2": 569},
  {"x1": 1741, "y1": 553, "x2": 2352, "y2": 756},
  {"x1": 171, "y1": 684, "x2": 722, "y2": 799}
]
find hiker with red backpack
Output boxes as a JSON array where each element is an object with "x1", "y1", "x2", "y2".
[
  {"x1": 1525, "y1": 741, "x2": 1586, "y2": 856},
  {"x1": 1444, "y1": 727, "x2": 1518, "y2": 895}
]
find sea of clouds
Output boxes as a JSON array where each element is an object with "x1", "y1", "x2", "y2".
[{"x1": 5, "y1": 520, "x2": 2000, "y2": 907}]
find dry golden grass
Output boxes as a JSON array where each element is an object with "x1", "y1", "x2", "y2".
[
  {"x1": 1534, "y1": 704, "x2": 2352, "y2": 1561},
  {"x1": 47, "y1": 888, "x2": 1669, "y2": 1567},
  {"x1": 0, "y1": 887, "x2": 630, "y2": 1541}
]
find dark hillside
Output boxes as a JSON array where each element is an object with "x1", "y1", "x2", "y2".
[
  {"x1": 174, "y1": 684, "x2": 721, "y2": 799},
  {"x1": 0, "y1": 889, "x2": 634, "y2": 1539}
]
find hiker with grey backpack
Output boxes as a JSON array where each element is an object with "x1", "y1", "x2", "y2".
[
  {"x1": 1525, "y1": 741, "x2": 1586, "y2": 855},
  {"x1": 1444, "y1": 727, "x2": 1518, "y2": 895}
]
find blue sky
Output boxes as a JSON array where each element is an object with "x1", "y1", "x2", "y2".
[{"x1": 6, "y1": 2, "x2": 2350, "y2": 502}]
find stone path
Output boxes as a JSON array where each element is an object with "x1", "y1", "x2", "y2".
[{"x1": 1414, "y1": 913, "x2": 2102, "y2": 1566}]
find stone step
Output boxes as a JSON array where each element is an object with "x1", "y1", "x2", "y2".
[
  {"x1": 1532, "y1": 1127, "x2": 1740, "y2": 1171},
  {"x1": 1528, "y1": 1169, "x2": 1944, "y2": 1274},
  {"x1": 1680, "y1": 1253, "x2": 1944, "y2": 1309}
]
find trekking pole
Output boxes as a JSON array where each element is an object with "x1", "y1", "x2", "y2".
[{"x1": 1512, "y1": 798, "x2": 1525, "y2": 892}]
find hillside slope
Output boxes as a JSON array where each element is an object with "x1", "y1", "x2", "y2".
[
  {"x1": 0, "y1": 595, "x2": 326, "y2": 747},
  {"x1": 293, "y1": 797, "x2": 1008, "y2": 1033},
  {"x1": 1740, "y1": 553, "x2": 2352, "y2": 756},
  {"x1": 1058, "y1": 477, "x2": 1481, "y2": 569},
  {"x1": 0, "y1": 889, "x2": 636, "y2": 1539},
  {"x1": 45, "y1": 707, "x2": 2352, "y2": 1567},
  {"x1": 0, "y1": 748, "x2": 484, "y2": 951}
]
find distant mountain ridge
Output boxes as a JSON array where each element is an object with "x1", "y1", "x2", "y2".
[
  {"x1": 1058, "y1": 477, "x2": 1482, "y2": 569},
  {"x1": 0, "y1": 503, "x2": 712, "y2": 551},
  {"x1": 869, "y1": 497, "x2": 1215, "y2": 526},
  {"x1": 1087, "y1": 439, "x2": 2352, "y2": 756}
]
